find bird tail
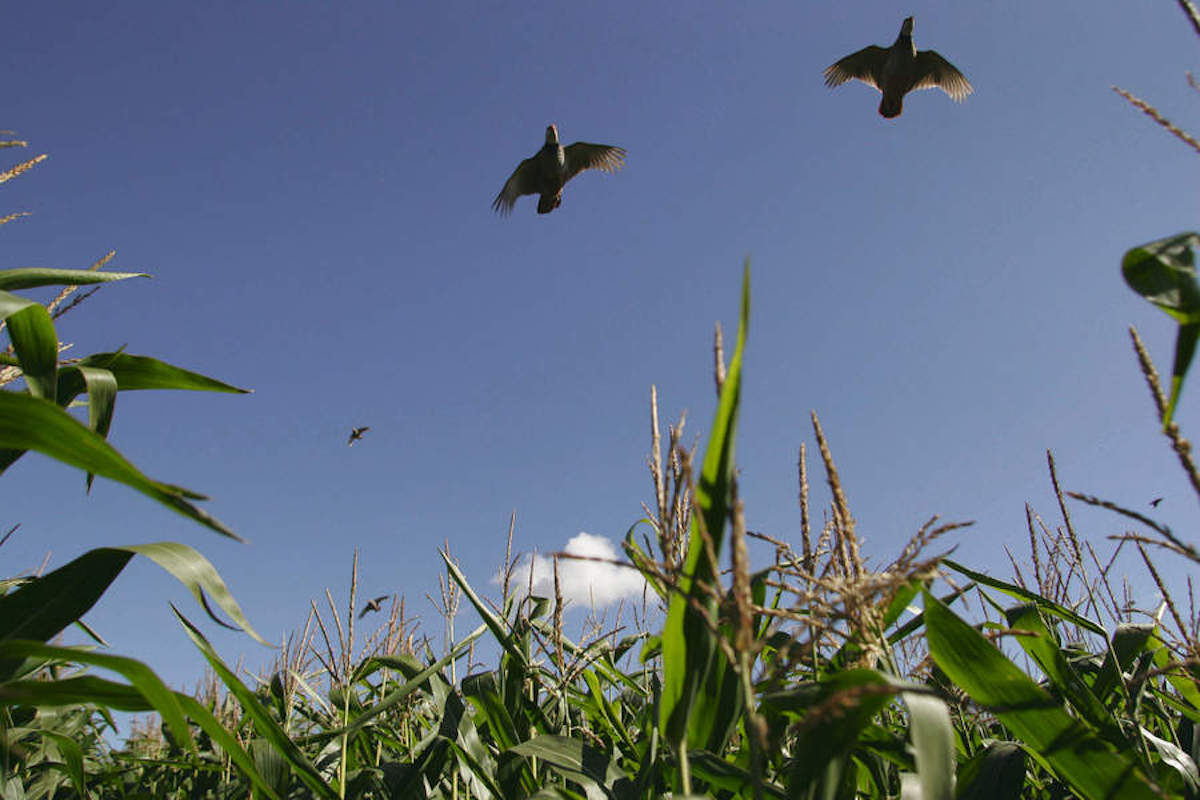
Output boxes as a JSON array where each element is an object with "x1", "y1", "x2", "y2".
[
  {"x1": 537, "y1": 192, "x2": 561, "y2": 214},
  {"x1": 879, "y1": 94, "x2": 903, "y2": 118}
]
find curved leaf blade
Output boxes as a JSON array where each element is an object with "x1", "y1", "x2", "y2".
[
  {"x1": 76, "y1": 352, "x2": 250, "y2": 393},
  {"x1": 0, "y1": 547, "x2": 132, "y2": 647},
  {"x1": 77, "y1": 366, "x2": 117, "y2": 492},
  {"x1": 903, "y1": 691, "x2": 954, "y2": 800},
  {"x1": 922, "y1": 590, "x2": 1159, "y2": 799},
  {"x1": 5, "y1": 303, "x2": 57, "y2": 401},
  {"x1": 173, "y1": 608, "x2": 338, "y2": 799},
  {"x1": 1122, "y1": 233, "x2": 1200, "y2": 323},
  {"x1": 0, "y1": 391, "x2": 238, "y2": 539},
  {"x1": 0, "y1": 640, "x2": 193, "y2": 753},
  {"x1": 118, "y1": 542, "x2": 266, "y2": 645}
]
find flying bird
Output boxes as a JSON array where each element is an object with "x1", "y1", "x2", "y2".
[
  {"x1": 824, "y1": 16, "x2": 972, "y2": 118},
  {"x1": 347, "y1": 426, "x2": 370, "y2": 446},
  {"x1": 493, "y1": 124, "x2": 626, "y2": 215},
  {"x1": 1150, "y1": 497, "x2": 1164, "y2": 508},
  {"x1": 359, "y1": 595, "x2": 389, "y2": 618}
]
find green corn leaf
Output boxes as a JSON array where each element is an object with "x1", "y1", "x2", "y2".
[
  {"x1": 955, "y1": 741, "x2": 1026, "y2": 800},
  {"x1": 922, "y1": 590, "x2": 1160, "y2": 799},
  {"x1": 171, "y1": 692, "x2": 283, "y2": 799},
  {"x1": 1122, "y1": 232, "x2": 1200, "y2": 426},
  {"x1": 1093, "y1": 623, "x2": 1156, "y2": 704},
  {"x1": 688, "y1": 750, "x2": 788, "y2": 799},
  {"x1": 0, "y1": 267, "x2": 148, "y2": 290},
  {"x1": 39, "y1": 731, "x2": 88, "y2": 797},
  {"x1": 0, "y1": 641, "x2": 193, "y2": 754},
  {"x1": 903, "y1": 691, "x2": 954, "y2": 800},
  {"x1": 122, "y1": 542, "x2": 266, "y2": 645},
  {"x1": 762, "y1": 669, "x2": 898, "y2": 793},
  {"x1": 174, "y1": 607, "x2": 338, "y2": 799},
  {"x1": 462, "y1": 670, "x2": 523, "y2": 752},
  {"x1": 306, "y1": 625, "x2": 484, "y2": 745},
  {"x1": 0, "y1": 391, "x2": 238, "y2": 538},
  {"x1": 76, "y1": 366, "x2": 117, "y2": 491},
  {"x1": 0, "y1": 288, "x2": 37, "y2": 321},
  {"x1": 0, "y1": 674, "x2": 152, "y2": 711},
  {"x1": 0, "y1": 547, "x2": 132, "y2": 648},
  {"x1": 249, "y1": 738, "x2": 292, "y2": 797},
  {"x1": 442, "y1": 550, "x2": 529, "y2": 671},
  {"x1": 509, "y1": 735, "x2": 634, "y2": 800},
  {"x1": 1004, "y1": 603, "x2": 1123, "y2": 742},
  {"x1": 660, "y1": 263, "x2": 749, "y2": 750},
  {"x1": 941, "y1": 560, "x2": 1105, "y2": 636},
  {"x1": 1123, "y1": 233, "x2": 1200, "y2": 323},
  {"x1": 6, "y1": 303, "x2": 57, "y2": 401},
  {"x1": 74, "y1": 351, "x2": 250, "y2": 393}
]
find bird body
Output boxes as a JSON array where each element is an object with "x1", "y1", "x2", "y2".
[
  {"x1": 493, "y1": 125, "x2": 625, "y2": 215},
  {"x1": 348, "y1": 426, "x2": 369, "y2": 446},
  {"x1": 824, "y1": 17, "x2": 972, "y2": 118}
]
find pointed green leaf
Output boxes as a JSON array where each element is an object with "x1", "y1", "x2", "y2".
[
  {"x1": 0, "y1": 548, "x2": 132, "y2": 649},
  {"x1": 0, "y1": 267, "x2": 148, "y2": 290},
  {"x1": 941, "y1": 560, "x2": 1104, "y2": 635},
  {"x1": 1167, "y1": 323, "x2": 1200, "y2": 428},
  {"x1": 922, "y1": 590, "x2": 1159, "y2": 799},
  {"x1": 903, "y1": 692, "x2": 954, "y2": 800},
  {"x1": 76, "y1": 366, "x2": 117, "y2": 491},
  {"x1": 1004, "y1": 604, "x2": 1122, "y2": 741},
  {"x1": 442, "y1": 552, "x2": 529, "y2": 671},
  {"x1": 0, "y1": 391, "x2": 238, "y2": 538},
  {"x1": 660, "y1": 263, "x2": 750, "y2": 750},
  {"x1": 6, "y1": 303, "x2": 56, "y2": 401},
  {"x1": 174, "y1": 608, "x2": 338, "y2": 799},
  {"x1": 0, "y1": 641, "x2": 193, "y2": 753},
  {"x1": 119, "y1": 542, "x2": 266, "y2": 645},
  {"x1": 75, "y1": 352, "x2": 249, "y2": 393}
]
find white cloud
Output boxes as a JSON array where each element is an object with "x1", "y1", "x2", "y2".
[{"x1": 505, "y1": 532, "x2": 646, "y2": 607}]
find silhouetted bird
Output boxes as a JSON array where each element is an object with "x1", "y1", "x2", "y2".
[
  {"x1": 493, "y1": 124, "x2": 626, "y2": 215},
  {"x1": 1150, "y1": 497, "x2": 1164, "y2": 508},
  {"x1": 347, "y1": 426, "x2": 369, "y2": 446},
  {"x1": 824, "y1": 17, "x2": 972, "y2": 118},
  {"x1": 359, "y1": 595, "x2": 388, "y2": 618}
]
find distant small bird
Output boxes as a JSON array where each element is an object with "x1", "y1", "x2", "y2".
[
  {"x1": 359, "y1": 595, "x2": 389, "y2": 618},
  {"x1": 347, "y1": 426, "x2": 370, "y2": 446},
  {"x1": 1150, "y1": 497, "x2": 1164, "y2": 508},
  {"x1": 824, "y1": 16, "x2": 972, "y2": 118},
  {"x1": 493, "y1": 124, "x2": 626, "y2": 216}
]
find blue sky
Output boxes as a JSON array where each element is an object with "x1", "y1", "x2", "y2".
[{"x1": 4, "y1": 2, "x2": 1200, "y2": 699}]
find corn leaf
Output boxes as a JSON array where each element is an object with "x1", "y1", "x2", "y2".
[{"x1": 922, "y1": 590, "x2": 1159, "y2": 799}]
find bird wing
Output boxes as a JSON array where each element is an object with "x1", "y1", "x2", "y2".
[
  {"x1": 563, "y1": 143, "x2": 626, "y2": 183},
  {"x1": 492, "y1": 155, "x2": 540, "y2": 215},
  {"x1": 823, "y1": 45, "x2": 888, "y2": 90},
  {"x1": 912, "y1": 50, "x2": 972, "y2": 101}
]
